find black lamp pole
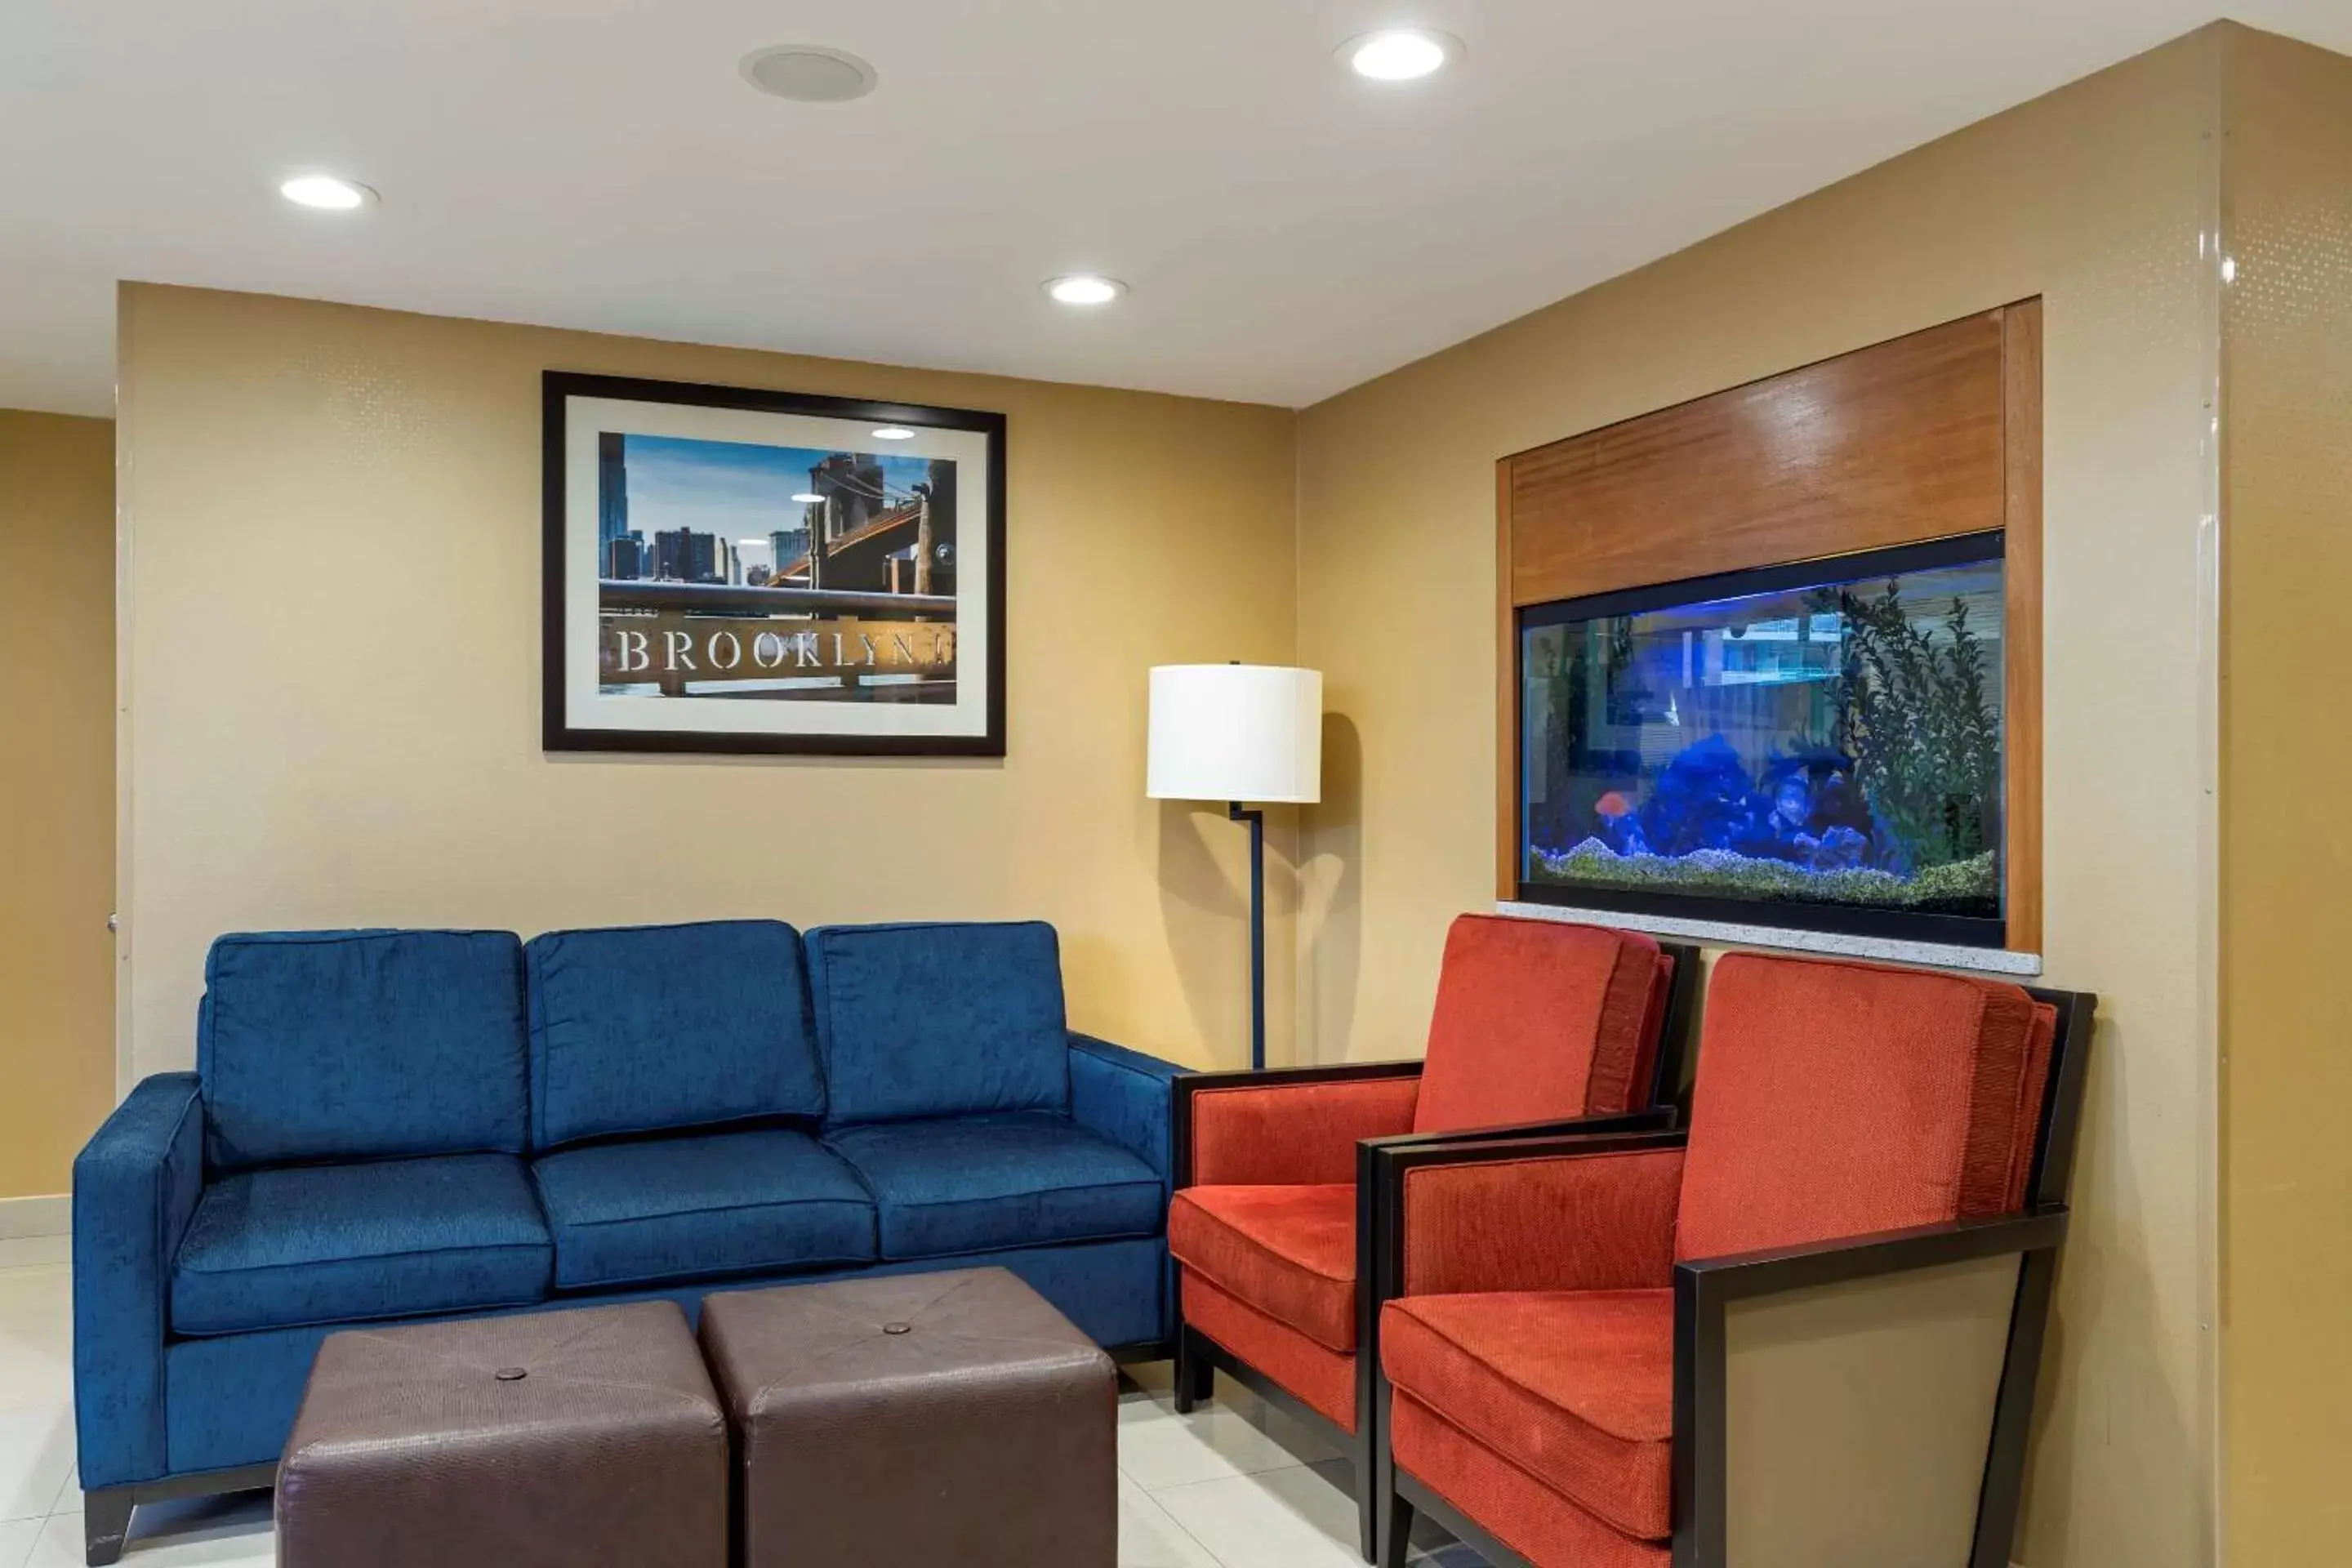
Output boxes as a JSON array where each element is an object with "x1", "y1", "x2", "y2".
[{"x1": 1228, "y1": 800, "x2": 1267, "y2": 1071}]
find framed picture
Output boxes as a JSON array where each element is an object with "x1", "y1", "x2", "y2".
[{"x1": 541, "y1": 372, "x2": 1006, "y2": 755}]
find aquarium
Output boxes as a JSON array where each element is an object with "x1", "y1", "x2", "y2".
[{"x1": 1517, "y1": 532, "x2": 2007, "y2": 946}]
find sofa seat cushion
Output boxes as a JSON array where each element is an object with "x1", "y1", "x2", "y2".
[
  {"x1": 1168, "y1": 1184, "x2": 1357, "y2": 1352},
  {"x1": 823, "y1": 1112, "x2": 1164, "y2": 1260},
  {"x1": 532, "y1": 1129, "x2": 877, "y2": 1291},
  {"x1": 171, "y1": 1153, "x2": 551, "y2": 1337},
  {"x1": 200, "y1": 929, "x2": 529, "y2": 1171},
  {"x1": 806, "y1": 922, "x2": 1071, "y2": 1125},
  {"x1": 1380, "y1": 1289, "x2": 1674, "y2": 1542},
  {"x1": 524, "y1": 920, "x2": 826, "y2": 1149}
]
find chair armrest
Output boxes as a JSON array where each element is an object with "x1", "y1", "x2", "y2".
[
  {"x1": 1174, "y1": 1062, "x2": 1423, "y2": 1187},
  {"x1": 1067, "y1": 1032, "x2": 1185, "y2": 1184},
  {"x1": 1380, "y1": 1102, "x2": 1678, "y2": 1151},
  {"x1": 72, "y1": 1072, "x2": 206, "y2": 1488},
  {"x1": 1364, "y1": 1125, "x2": 1688, "y2": 1303},
  {"x1": 1673, "y1": 1207, "x2": 2069, "y2": 1302},
  {"x1": 1671, "y1": 1209, "x2": 2069, "y2": 1567}
]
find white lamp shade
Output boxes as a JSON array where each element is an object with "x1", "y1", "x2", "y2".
[{"x1": 1147, "y1": 665, "x2": 1323, "y2": 804}]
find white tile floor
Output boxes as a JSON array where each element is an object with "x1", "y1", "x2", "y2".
[{"x1": 0, "y1": 1235, "x2": 1479, "y2": 1567}]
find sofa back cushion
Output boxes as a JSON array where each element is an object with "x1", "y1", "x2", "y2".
[
  {"x1": 524, "y1": 920, "x2": 825, "y2": 1148},
  {"x1": 1412, "y1": 915, "x2": 1670, "y2": 1135},
  {"x1": 1674, "y1": 953, "x2": 2046, "y2": 1262},
  {"x1": 807, "y1": 921, "x2": 1069, "y2": 1125},
  {"x1": 199, "y1": 929, "x2": 529, "y2": 1172}
]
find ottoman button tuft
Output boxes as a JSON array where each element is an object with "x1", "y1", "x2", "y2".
[
  {"x1": 882, "y1": 1322, "x2": 913, "y2": 1336},
  {"x1": 494, "y1": 1367, "x2": 528, "y2": 1382}
]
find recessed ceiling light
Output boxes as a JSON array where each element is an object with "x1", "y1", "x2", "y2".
[
  {"x1": 791, "y1": 491, "x2": 824, "y2": 504},
  {"x1": 871, "y1": 427, "x2": 916, "y2": 441},
  {"x1": 741, "y1": 45, "x2": 879, "y2": 104},
  {"x1": 1340, "y1": 29, "x2": 1460, "y2": 82},
  {"x1": 278, "y1": 174, "x2": 376, "y2": 211},
  {"x1": 1046, "y1": 275, "x2": 1126, "y2": 306}
]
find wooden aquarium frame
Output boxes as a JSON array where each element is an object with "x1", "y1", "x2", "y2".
[{"x1": 1494, "y1": 301, "x2": 2045, "y2": 954}]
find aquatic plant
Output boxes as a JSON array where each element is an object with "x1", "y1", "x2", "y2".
[{"x1": 1814, "y1": 581, "x2": 2000, "y2": 868}]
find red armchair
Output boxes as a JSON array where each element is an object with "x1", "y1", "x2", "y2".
[
  {"x1": 1366, "y1": 951, "x2": 2096, "y2": 1568},
  {"x1": 1165, "y1": 915, "x2": 1699, "y2": 1560}
]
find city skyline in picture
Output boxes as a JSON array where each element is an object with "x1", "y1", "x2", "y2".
[
  {"x1": 604, "y1": 433, "x2": 942, "y2": 582},
  {"x1": 589, "y1": 417, "x2": 964, "y2": 709}
]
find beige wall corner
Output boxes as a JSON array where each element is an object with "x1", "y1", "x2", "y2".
[
  {"x1": 1297, "y1": 27, "x2": 2233, "y2": 1567},
  {"x1": 0, "y1": 408, "x2": 118, "y2": 1198},
  {"x1": 114, "y1": 286, "x2": 1301, "y2": 1080},
  {"x1": 2218, "y1": 24, "x2": 2352, "y2": 1561}
]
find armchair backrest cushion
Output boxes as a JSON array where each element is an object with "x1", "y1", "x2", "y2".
[
  {"x1": 1675, "y1": 952, "x2": 2055, "y2": 1262},
  {"x1": 523, "y1": 920, "x2": 824, "y2": 1149},
  {"x1": 199, "y1": 929, "x2": 528, "y2": 1172},
  {"x1": 807, "y1": 920, "x2": 1069, "y2": 1125},
  {"x1": 1411, "y1": 915, "x2": 1671, "y2": 1135}
]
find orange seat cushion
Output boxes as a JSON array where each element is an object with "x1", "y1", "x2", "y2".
[
  {"x1": 1181, "y1": 1271, "x2": 1358, "y2": 1433},
  {"x1": 1675, "y1": 954, "x2": 2048, "y2": 1262},
  {"x1": 1381, "y1": 1290, "x2": 1674, "y2": 1541},
  {"x1": 1389, "y1": 1392, "x2": 1666, "y2": 1568},
  {"x1": 1413, "y1": 915, "x2": 1669, "y2": 1134},
  {"x1": 1168, "y1": 1184, "x2": 1356, "y2": 1352}
]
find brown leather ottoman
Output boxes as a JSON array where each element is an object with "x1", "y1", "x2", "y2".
[
  {"x1": 276, "y1": 1300, "x2": 728, "y2": 1568},
  {"x1": 700, "y1": 1267, "x2": 1116, "y2": 1566}
]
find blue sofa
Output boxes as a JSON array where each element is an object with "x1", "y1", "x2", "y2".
[{"x1": 73, "y1": 918, "x2": 1183, "y2": 1561}]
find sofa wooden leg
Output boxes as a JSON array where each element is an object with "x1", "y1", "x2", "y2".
[
  {"x1": 1350, "y1": 1424, "x2": 1380, "y2": 1562},
  {"x1": 1378, "y1": 1492, "x2": 1414, "y2": 1568},
  {"x1": 83, "y1": 1488, "x2": 135, "y2": 1566},
  {"x1": 1172, "y1": 1329, "x2": 1214, "y2": 1414}
]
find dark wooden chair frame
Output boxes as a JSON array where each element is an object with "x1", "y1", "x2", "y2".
[
  {"x1": 1365, "y1": 983, "x2": 2097, "y2": 1568},
  {"x1": 1166, "y1": 940, "x2": 1703, "y2": 1561}
]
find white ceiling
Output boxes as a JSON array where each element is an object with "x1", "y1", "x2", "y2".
[{"x1": 2, "y1": 2, "x2": 2345, "y2": 416}]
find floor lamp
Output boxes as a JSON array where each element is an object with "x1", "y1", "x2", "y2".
[{"x1": 1147, "y1": 664, "x2": 1323, "y2": 1071}]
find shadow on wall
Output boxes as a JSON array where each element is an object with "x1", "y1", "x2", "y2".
[
  {"x1": 1300, "y1": 712, "x2": 1364, "y2": 1066},
  {"x1": 1156, "y1": 798, "x2": 1249, "y2": 1071},
  {"x1": 2015, "y1": 1009, "x2": 2209, "y2": 1565}
]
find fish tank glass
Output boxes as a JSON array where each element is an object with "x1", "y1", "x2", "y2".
[{"x1": 1517, "y1": 532, "x2": 2007, "y2": 946}]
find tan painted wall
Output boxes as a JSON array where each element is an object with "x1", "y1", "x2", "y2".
[
  {"x1": 0, "y1": 410, "x2": 118, "y2": 1198},
  {"x1": 2218, "y1": 27, "x2": 2352, "y2": 1560},
  {"x1": 1296, "y1": 30, "x2": 2228, "y2": 1568},
  {"x1": 116, "y1": 285, "x2": 1300, "y2": 1082}
]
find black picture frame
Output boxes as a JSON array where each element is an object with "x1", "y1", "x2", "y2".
[{"x1": 541, "y1": 371, "x2": 1008, "y2": 756}]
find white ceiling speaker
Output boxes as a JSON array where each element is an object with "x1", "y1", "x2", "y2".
[{"x1": 740, "y1": 45, "x2": 880, "y2": 104}]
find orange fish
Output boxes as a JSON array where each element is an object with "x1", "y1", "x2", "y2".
[{"x1": 1596, "y1": 791, "x2": 1633, "y2": 817}]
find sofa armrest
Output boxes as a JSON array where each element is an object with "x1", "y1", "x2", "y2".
[
  {"x1": 1672, "y1": 1209, "x2": 2069, "y2": 1566},
  {"x1": 1067, "y1": 1033, "x2": 1185, "y2": 1184},
  {"x1": 72, "y1": 1072, "x2": 205, "y2": 1488},
  {"x1": 1174, "y1": 1062, "x2": 1423, "y2": 1188},
  {"x1": 1365, "y1": 1125, "x2": 1687, "y2": 1303}
]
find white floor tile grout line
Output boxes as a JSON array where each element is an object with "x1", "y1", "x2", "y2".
[
  {"x1": 1128, "y1": 1474, "x2": 1233, "y2": 1568},
  {"x1": 1134, "y1": 1455, "x2": 1319, "y2": 1495}
]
